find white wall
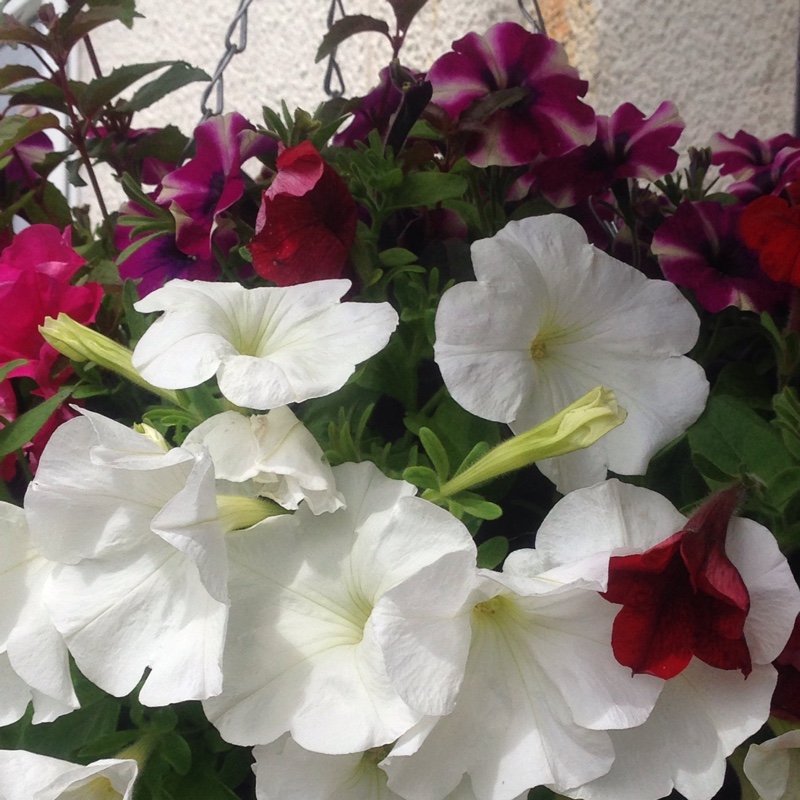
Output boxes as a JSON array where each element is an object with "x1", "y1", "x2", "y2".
[{"x1": 81, "y1": 0, "x2": 799, "y2": 204}]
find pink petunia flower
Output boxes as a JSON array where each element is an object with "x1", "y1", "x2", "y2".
[
  {"x1": 249, "y1": 141, "x2": 358, "y2": 286},
  {"x1": 535, "y1": 101, "x2": 684, "y2": 208},
  {"x1": 652, "y1": 200, "x2": 787, "y2": 312},
  {"x1": 710, "y1": 129, "x2": 800, "y2": 201},
  {"x1": 427, "y1": 21, "x2": 595, "y2": 167},
  {"x1": 157, "y1": 112, "x2": 271, "y2": 259},
  {"x1": 602, "y1": 486, "x2": 752, "y2": 679},
  {"x1": 0, "y1": 225, "x2": 102, "y2": 392}
]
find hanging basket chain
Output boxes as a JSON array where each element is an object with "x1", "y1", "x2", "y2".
[
  {"x1": 323, "y1": 0, "x2": 347, "y2": 98},
  {"x1": 198, "y1": 0, "x2": 255, "y2": 123},
  {"x1": 517, "y1": 0, "x2": 547, "y2": 35}
]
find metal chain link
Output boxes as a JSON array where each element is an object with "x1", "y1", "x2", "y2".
[
  {"x1": 198, "y1": 0, "x2": 255, "y2": 123},
  {"x1": 323, "y1": 0, "x2": 346, "y2": 98},
  {"x1": 517, "y1": 0, "x2": 547, "y2": 35}
]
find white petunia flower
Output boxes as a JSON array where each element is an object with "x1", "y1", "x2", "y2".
[
  {"x1": 0, "y1": 503, "x2": 78, "y2": 724},
  {"x1": 25, "y1": 409, "x2": 228, "y2": 706},
  {"x1": 381, "y1": 565, "x2": 663, "y2": 800},
  {"x1": 532, "y1": 480, "x2": 800, "y2": 800},
  {"x1": 744, "y1": 730, "x2": 800, "y2": 800},
  {"x1": 184, "y1": 407, "x2": 343, "y2": 514},
  {"x1": 433, "y1": 214, "x2": 709, "y2": 493},
  {"x1": 0, "y1": 749, "x2": 137, "y2": 800},
  {"x1": 253, "y1": 735, "x2": 490, "y2": 800},
  {"x1": 203, "y1": 461, "x2": 478, "y2": 754},
  {"x1": 131, "y1": 279, "x2": 399, "y2": 409}
]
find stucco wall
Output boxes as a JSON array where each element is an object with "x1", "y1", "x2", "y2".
[{"x1": 82, "y1": 0, "x2": 799, "y2": 200}]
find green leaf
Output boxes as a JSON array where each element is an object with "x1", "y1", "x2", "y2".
[
  {"x1": 419, "y1": 427, "x2": 449, "y2": 481},
  {"x1": 477, "y1": 536, "x2": 509, "y2": 568},
  {"x1": 0, "y1": 63, "x2": 40, "y2": 91},
  {"x1": 80, "y1": 61, "x2": 170, "y2": 115},
  {"x1": 0, "y1": 13, "x2": 50, "y2": 48},
  {"x1": 315, "y1": 15, "x2": 390, "y2": 62},
  {"x1": 385, "y1": 0, "x2": 428, "y2": 32},
  {"x1": 119, "y1": 62, "x2": 209, "y2": 113},
  {"x1": 456, "y1": 492, "x2": 503, "y2": 520},
  {"x1": 5, "y1": 79, "x2": 78, "y2": 114},
  {"x1": 0, "y1": 359, "x2": 26, "y2": 383},
  {"x1": 389, "y1": 171, "x2": 468, "y2": 209},
  {"x1": 0, "y1": 386, "x2": 71, "y2": 459},
  {"x1": 160, "y1": 732, "x2": 192, "y2": 776},
  {"x1": 59, "y1": 0, "x2": 140, "y2": 51},
  {"x1": 0, "y1": 112, "x2": 59, "y2": 159},
  {"x1": 378, "y1": 247, "x2": 418, "y2": 267},
  {"x1": 402, "y1": 465, "x2": 440, "y2": 491}
]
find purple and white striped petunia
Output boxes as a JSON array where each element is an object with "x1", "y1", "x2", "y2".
[{"x1": 428, "y1": 22, "x2": 595, "y2": 168}]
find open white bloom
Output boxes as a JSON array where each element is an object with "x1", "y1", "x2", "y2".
[
  {"x1": 184, "y1": 407, "x2": 343, "y2": 514},
  {"x1": 0, "y1": 502, "x2": 77, "y2": 724},
  {"x1": 253, "y1": 735, "x2": 488, "y2": 800},
  {"x1": 531, "y1": 480, "x2": 800, "y2": 800},
  {"x1": 25, "y1": 409, "x2": 228, "y2": 706},
  {"x1": 744, "y1": 730, "x2": 800, "y2": 800},
  {"x1": 381, "y1": 564, "x2": 663, "y2": 800},
  {"x1": 132, "y1": 279, "x2": 399, "y2": 409},
  {"x1": 433, "y1": 214, "x2": 709, "y2": 493},
  {"x1": 204, "y1": 461, "x2": 478, "y2": 754},
  {"x1": 0, "y1": 749, "x2": 137, "y2": 800}
]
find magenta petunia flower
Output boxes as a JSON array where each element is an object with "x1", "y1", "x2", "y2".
[
  {"x1": 427, "y1": 22, "x2": 595, "y2": 167},
  {"x1": 710, "y1": 129, "x2": 800, "y2": 201},
  {"x1": 652, "y1": 200, "x2": 787, "y2": 312},
  {"x1": 333, "y1": 66, "x2": 404, "y2": 148},
  {"x1": 535, "y1": 101, "x2": 684, "y2": 207},
  {"x1": 249, "y1": 141, "x2": 357, "y2": 286},
  {"x1": 0, "y1": 225, "x2": 102, "y2": 391},
  {"x1": 115, "y1": 200, "x2": 225, "y2": 298},
  {"x1": 157, "y1": 112, "x2": 270, "y2": 259},
  {"x1": 602, "y1": 486, "x2": 752, "y2": 680}
]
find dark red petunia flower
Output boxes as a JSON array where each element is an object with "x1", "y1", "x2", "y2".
[
  {"x1": 602, "y1": 485, "x2": 752, "y2": 679},
  {"x1": 772, "y1": 613, "x2": 800, "y2": 720},
  {"x1": 249, "y1": 141, "x2": 357, "y2": 286},
  {"x1": 739, "y1": 194, "x2": 800, "y2": 287}
]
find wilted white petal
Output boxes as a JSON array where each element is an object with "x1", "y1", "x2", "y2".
[
  {"x1": 434, "y1": 215, "x2": 709, "y2": 492},
  {"x1": 204, "y1": 461, "x2": 477, "y2": 753},
  {"x1": 185, "y1": 407, "x2": 343, "y2": 514},
  {"x1": 0, "y1": 749, "x2": 137, "y2": 800},
  {"x1": 132, "y1": 279, "x2": 398, "y2": 409},
  {"x1": 744, "y1": 730, "x2": 800, "y2": 800},
  {"x1": 382, "y1": 569, "x2": 662, "y2": 800},
  {"x1": 26, "y1": 410, "x2": 228, "y2": 704}
]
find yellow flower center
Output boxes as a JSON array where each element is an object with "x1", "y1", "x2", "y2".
[{"x1": 530, "y1": 335, "x2": 548, "y2": 360}]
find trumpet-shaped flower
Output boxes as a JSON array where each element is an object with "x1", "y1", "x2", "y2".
[
  {"x1": 744, "y1": 730, "x2": 800, "y2": 800},
  {"x1": 132, "y1": 278, "x2": 398, "y2": 410},
  {"x1": 24, "y1": 409, "x2": 228, "y2": 705},
  {"x1": 184, "y1": 407, "x2": 343, "y2": 514},
  {"x1": 428, "y1": 22, "x2": 595, "y2": 167},
  {"x1": 203, "y1": 461, "x2": 478, "y2": 754},
  {"x1": 381, "y1": 561, "x2": 663, "y2": 800},
  {"x1": 0, "y1": 502, "x2": 78, "y2": 724},
  {"x1": 532, "y1": 479, "x2": 800, "y2": 800},
  {"x1": 434, "y1": 214, "x2": 708, "y2": 493},
  {"x1": 253, "y1": 735, "x2": 487, "y2": 800},
  {"x1": 0, "y1": 749, "x2": 138, "y2": 800}
]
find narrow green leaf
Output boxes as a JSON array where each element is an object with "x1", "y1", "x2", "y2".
[
  {"x1": 0, "y1": 386, "x2": 71, "y2": 459},
  {"x1": 389, "y1": 172, "x2": 468, "y2": 209},
  {"x1": 477, "y1": 536, "x2": 509, "y2": 568},
  {"x1": 119, "y1": 62, "x2": 209, "y2": 113},
  {"x1": 160, "y1": 731, "x2": 192, "y2": 776},
  {"x1": 5, "y1": 80, "x2": 76, "y2": 114},
  {"x1": 419, "y1": 427, "x2": 450, "y2": 481},
  {"x1": 385, "y1": 0, "x2": 429, "y2": 32},
  {"x1": 0, "y1": 13, "x2": 50, "y2": 48},
  {"x1": 401, "y1": 465, "x2": 440, "y2": 491},
  {"x1": 315, "y1": 15, "x2": 390, "y2": 63},
  {"x1": 60, "y1": 0, "x2": 140, "y2": 51},
  {"x1": 0, "y1": 359, "x2": 26, "y2": 382},
  {"x1": 0, "y1": 64, "x2": 40, "y2": 91},
  {"x1": 378, "y1": 247, "x2": 418, "y2": 267},
  {"x1": 457, "y1": 493, "x2": 503, "y2": 520},
  {"x1": 79, "y1": 61, "x2": 173, "y2": 116},
  {"x1": 0, "y1": 112, "x2": 59, "y2": 159}
]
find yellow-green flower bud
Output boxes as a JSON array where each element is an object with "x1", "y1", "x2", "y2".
[
  {"x1": 435, "y1": 386, "x2": 626, "y2": 498},
  {"x1": 216, "y1": 493, "x2": 289, "y2": 532},
  {"x1": 40, "y1": 314, "x2": 181, "y2": 406}
]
